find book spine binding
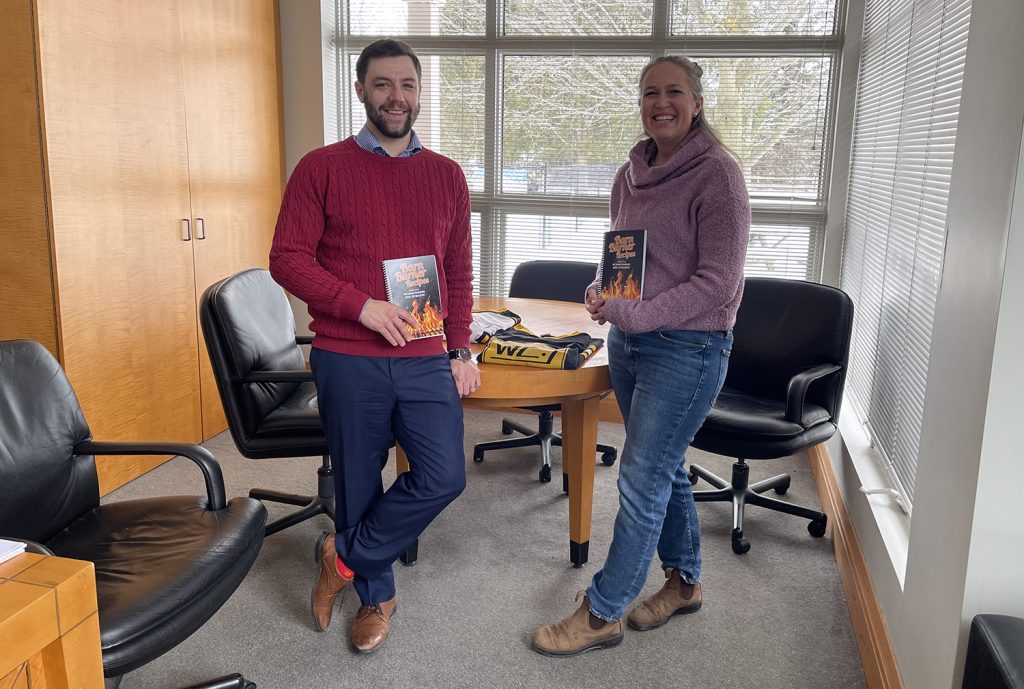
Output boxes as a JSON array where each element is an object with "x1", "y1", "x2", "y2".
[
  {"x1": 382, "y1": 260, "x2": 393, "y2": 302},
  {"x1": 639, "y1": 241, "x2": 646, "y2": 299}
]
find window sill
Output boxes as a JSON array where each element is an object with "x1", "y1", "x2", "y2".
[{"x1": 837, "y1": 411, "x2": 911, "y2": 589}]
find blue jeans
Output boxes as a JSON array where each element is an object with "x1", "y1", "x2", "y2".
[{"x1": 587, "y1": 325, "x2": 732, "y2": 622}]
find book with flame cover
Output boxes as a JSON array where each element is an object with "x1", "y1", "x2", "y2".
[
  {"x1": 599, "y1": 229, "x2": 646, "y2": 300},
  {"x1": 382, "y1": 255, "x2": 444, "y2": 339}
]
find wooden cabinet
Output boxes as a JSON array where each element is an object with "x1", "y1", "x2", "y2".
[
  {"x1": 0, "y1": 0, "x2": 283, "y2": 494},
  {"x1": 179, "y1": 0, "x2": 284, "y2": 435}
]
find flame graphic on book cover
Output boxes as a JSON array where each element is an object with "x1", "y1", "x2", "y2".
[
  {"x1": 382, "y1": 255, "x2": 444, "y2": 340},
  {"x1": 408, "y1": 298, "x2": 444, "y2": 338},
  {"x1": 603, "y1": 271, "x2": 642, "y2": 300}
]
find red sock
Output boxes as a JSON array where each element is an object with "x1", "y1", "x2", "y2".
[{"x1": 335, "y1": 556, "x2": 355, "y2": 581}]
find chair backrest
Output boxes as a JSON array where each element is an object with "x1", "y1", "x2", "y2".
[
  {"x1": 727, "y1": 277, "x2": 854, "y2": 419},
  {"x1": 0, "y1": 340, "x2": 99, "y2": 542},
  {"x1": 508, "y1": 260, "x2": 599, "y2": 304},
  {"x1": 200, "y1": 269, "x2": 308, "y2": 452}
]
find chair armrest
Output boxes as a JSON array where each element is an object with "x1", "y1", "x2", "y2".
[
  {"x1": 785, "y1": 363, "x2": 842, "y2": 424},
  {"x1": 242, "y1": 370, "x2": 313, "y2": 383},
  {"x1": 295, "y1": 335, "x2": 313, "y2": 346},
  {"x1": 73, "y1": 440, "x2": 227, "y2": 511}
]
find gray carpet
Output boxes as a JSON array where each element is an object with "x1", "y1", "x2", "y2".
[{"x1": 106, "y1": 408, "x2": 866, "y2": 689}]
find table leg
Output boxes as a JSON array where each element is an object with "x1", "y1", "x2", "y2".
[
  {"x1": 395, "y1": 444, "x2": 410, "y2": 475},
  {"x1": 560, "y1": 396, "x2": 600, "y2": 567},
  {"x1": 40, "y1": 611, "x2": 104, "y2": 689}
]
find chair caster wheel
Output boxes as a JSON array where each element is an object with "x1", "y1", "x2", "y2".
[
  {"x1": 501, "y1": 421, "x2": 513, "y2": 435},
  {"x1": 539, "y1": 465, "x2": 552, "y2": 483},
  {"x1": 601, "y1": 450, "x2": 617, "y2": 466},
  {"x1": 775, "y1": 478, "x2": 791, "y2": 495},
  {"x1": 688, "y1": 470, "x2": 698, "y2": 486},
  {"x1": 473, "y1": 450, "x2": 484, "y2": 463},
  {"x1": 808, "y1": 516, "x2": 827, "y2": 537},
  {"x1": 731, "y1": 529, "x2": 750, "y2": 554},
  {"x1": 562, "y1": 473, "x2": 569, "y2": 494}
]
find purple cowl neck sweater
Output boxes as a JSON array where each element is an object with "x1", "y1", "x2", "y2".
[{"x1": 596, "y1": 127, "x2": 750, "y2": 333}]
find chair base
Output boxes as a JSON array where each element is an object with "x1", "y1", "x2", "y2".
[
  {"x1": 180, "y1": 674, "x2": 256, "y2": 689},
  {"x1": 689, "y1": 459, "x2": 827, "y2": 555},
  {"x1": 106, "y1": 673, "x2": 255, "y2": 689},
  {"x1": 251, "y1": 455, "x2": 417, "y2": 565},
  {"x1": 472, "y1": 411, "x2": 618, "y2": 483},
  {"x1": 250, "y1": 455, "x2": 337, "y2": 537}
]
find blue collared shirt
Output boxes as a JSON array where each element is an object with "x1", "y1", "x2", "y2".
[{"x1": 354, "y1": 125, "x2": 422, "y2": 158}]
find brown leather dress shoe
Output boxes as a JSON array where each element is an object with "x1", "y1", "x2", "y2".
[
  {"x1": 531, "y1": 593, "x2": 624, "y2": 657},
  {"x1": 351, "y1": 596, "x2": 397, "y2": 654},
  {"x1": 311, "y1": 532, "x2": 351, "y2": 632},
  {"x1": 626, "y1": 569, "x2": 702, "y2": 631}
]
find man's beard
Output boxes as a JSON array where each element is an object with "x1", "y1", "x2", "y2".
[{"x1": 365, "y1": 99, "x2": 419, "y2": 140}]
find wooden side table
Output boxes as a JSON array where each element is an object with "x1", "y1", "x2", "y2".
[{"x1": 0, "y1": 553, "x2": 103, "y2": 689}]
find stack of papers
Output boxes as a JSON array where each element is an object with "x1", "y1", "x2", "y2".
[{"x1": 0, "y1": 538, "x2": 27, "y2": 565}]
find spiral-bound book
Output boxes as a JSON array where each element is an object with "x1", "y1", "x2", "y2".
[
  {"x1": 382, "y1": 255, "x2": 444, "y2": 339},
  {"x1": 599, "y1": 229, "x2": 646, "y2": 300}
]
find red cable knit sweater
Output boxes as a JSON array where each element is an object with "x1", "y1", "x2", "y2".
[{"x1": 269, "y1": 137, "x2": 473, "y2": 357}]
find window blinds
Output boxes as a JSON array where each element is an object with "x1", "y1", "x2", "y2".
[{"x1": 840, "y1": 0, "x2": 972, "y2": 507}]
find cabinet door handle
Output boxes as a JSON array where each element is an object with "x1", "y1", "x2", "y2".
[
  {"x1": 196, "y1": 217, "x2": 206, "y2": 240},
  {"x1": 181, "y1": 218, "x2": 191, "y2": 241}
]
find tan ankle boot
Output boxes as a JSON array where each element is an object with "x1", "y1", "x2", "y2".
[
  {"x1": 627, "y1": 569, "x2": 701, "y2": 631},
  {"x1": 310, "y1": 532, "x2": 351, "y2": 632},
  {"x1": 531, "y1": 593, "x2": 624, "y2": 657}
]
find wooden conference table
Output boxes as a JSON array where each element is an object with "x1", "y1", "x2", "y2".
[{"x1": 464, "y1": 296, "x2": 612, "y2": 567}]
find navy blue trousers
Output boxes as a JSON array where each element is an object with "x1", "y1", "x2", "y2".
[{"x1": 310, "y1": 349, "x2": 466, "y2": 605}]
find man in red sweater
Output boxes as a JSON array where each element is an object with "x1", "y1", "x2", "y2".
[{"x1": 269, "y1": 38, "x2": 479, "y2": 655}]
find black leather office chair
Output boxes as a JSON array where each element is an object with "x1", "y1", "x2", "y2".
[
  {"x1": 962, "y1": 615, "x2": 1024, "y2": 689},
  {"x1": 688, "y1": 277, "x2": 854, "y2": 554},
  {"x1": 200, "y1": 268, "x2": 331, "y2": 537},
  {"x1": 200, "y1": 269, "x2": 416, "y2": 562},
  {"x1": 472, "y1": 260, "x2": 618, "y2": 484},
  {"x1": 0, "y1": 339, "x2": 266, "y2": 689}
]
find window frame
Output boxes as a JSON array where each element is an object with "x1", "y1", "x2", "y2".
[{"x1": 327, "y1": 0, "x2": 848, "y2": 294}]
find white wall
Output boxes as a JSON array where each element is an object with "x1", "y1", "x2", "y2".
[
  {"x1": 962, "y1": 103, "x2": 1024, "y2": 636},
  {"x1": 278, "y1": 0, "x2": 334, "y2": 333},
  {"x1": 279, "y1": 0, "x2": 328, "y2": 176},
  {"x1": 831, "y1": 1, "x2": 1024, "y2": 687}
]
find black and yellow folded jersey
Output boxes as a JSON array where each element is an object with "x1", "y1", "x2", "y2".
[
  {"x1": 476, "y1": 326, "x2": 603, "y2": 370},
  {"x1": 470, "y1": 309, "x2": 522, "y2": 343}
]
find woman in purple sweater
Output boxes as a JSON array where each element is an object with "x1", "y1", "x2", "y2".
[{"x1": 532, "y1": 56, "x2": 751, "y2": 656}]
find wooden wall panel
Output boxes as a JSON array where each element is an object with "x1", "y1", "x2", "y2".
[
  {"x1": 2, "y1": 0, "x2": 285, "y2": 494},
  {"x1": 0, "y1": 0, "x2": 58, "y2": 355},
  {"x1": 36, "y1": 0, "x2": 202, "y2": 460},
  {"x1": 180, "y1": 0, "x2": 285, "y2": 438}
]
